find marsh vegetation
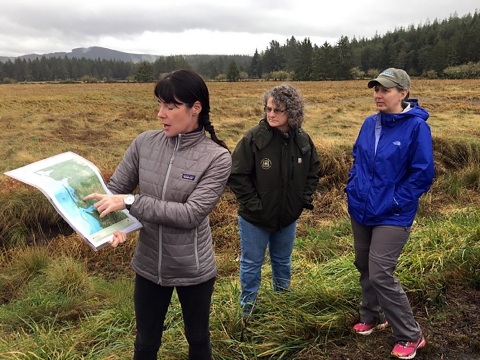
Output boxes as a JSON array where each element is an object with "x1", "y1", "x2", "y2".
[{"x1": 0, "y1": 80, "x2": 479, "y2": 359}]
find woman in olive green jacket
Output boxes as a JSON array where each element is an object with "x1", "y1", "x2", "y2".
[{"x1": 229, "y1": 84, "x2": 320, "y2": 319}]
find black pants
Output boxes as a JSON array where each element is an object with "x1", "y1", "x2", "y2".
[{"x1": 133, "y1": 274, "x2": 215, "y2": 360}]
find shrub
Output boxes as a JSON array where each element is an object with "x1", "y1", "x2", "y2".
[{"x1": 443, "y1": 61, "x2": 480, "y2": 79}]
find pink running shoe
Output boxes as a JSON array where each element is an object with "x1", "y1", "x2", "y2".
[
  {"x1": 391, "y1": 332, "x2": 426, "y2": 359},
  {"x1": 352, "y1": 318, "x2": 389, "y2": 335}
]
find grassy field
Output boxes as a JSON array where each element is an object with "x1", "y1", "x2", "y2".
[{"x1": 0, "y1": 80, "x2": 479, "y2": 359}]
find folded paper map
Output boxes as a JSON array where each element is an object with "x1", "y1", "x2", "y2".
[{"x1": 4, "y1": 152, "x2": 142, "y2": 250}]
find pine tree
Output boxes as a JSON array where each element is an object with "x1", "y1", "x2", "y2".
[
  {"x1": 135, "y1": 61, "x2": 155, "y2": 83},
  {"x1": 227, "y1": 60, "x2": 240, "y2": 82}
]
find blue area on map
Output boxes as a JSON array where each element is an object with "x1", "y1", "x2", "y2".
[
  {"x1": 56, "y1": 177, "x2": 102, "y2": 234},
  {"x1": 36, "y1": 170, "x2": 103, "y2": 235}
]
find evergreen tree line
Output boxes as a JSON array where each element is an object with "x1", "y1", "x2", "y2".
[
  {"x1": 1, "y1": 11, "x2": 478, "y2": 83},
  {"x1": 248, "y1": 10, "x2": 480, "y2": 80},
  {"x1": 0, "y1": 53, "x2": 252, "y2": 83}
]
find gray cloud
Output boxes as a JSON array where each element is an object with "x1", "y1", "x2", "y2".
[{"x1": 0, "y1": 0, "x2": 476, "y2": 56}]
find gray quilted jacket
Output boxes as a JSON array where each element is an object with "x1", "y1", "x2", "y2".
[{"x1": 107, "y1": 129, "x2": 232, "y2": 286}]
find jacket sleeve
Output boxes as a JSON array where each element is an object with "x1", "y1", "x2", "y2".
[
  {"x1": 131, "y1": 149, "x2": 232, "y2": 229},
  {"x1": 227, "y1": 134, "x2": 262, "y2": 212},
  {"x1": 346, "y1": 119, "x2": 369, "y2": 188},
  {"x1": 346, "y1": 140, "x2": 359, "y2": 188},
  {"x1": 107, "y1": 137, "x2": 141, "y2": 195},
  {"x1": 395, "y1": 120, "x2": 434, "y2": 206},
  {"x1": 303, "y1": 137, "x2": 320, "y2": 209},
  {"x1": 345, "y1": 114, "x2": 377, "y2": 191}
]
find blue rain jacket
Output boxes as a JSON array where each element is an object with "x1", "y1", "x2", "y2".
[{"x1": 346, "y1": 100, "x2": 434, "y2": 227}]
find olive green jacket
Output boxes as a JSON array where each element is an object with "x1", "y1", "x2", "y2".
[{"x1": 229, "y1": 119, "x2": 320, "y2": 231}]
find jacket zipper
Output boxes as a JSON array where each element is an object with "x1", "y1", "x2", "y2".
[
  {"x1": 157, "y1": 135, "x2": 181, "y2": 283},
  {"x1": 278, "y1": 139, "x2": 288, "y2": 229},
  {"x1": 363, "y1": 116, "x2": 381, "y2": 221},
  {"x1": 291, "y1": 155, "x2": 295, "y2": 180}
]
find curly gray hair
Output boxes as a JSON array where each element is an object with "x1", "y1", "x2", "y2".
[{"x1": 263, "y1": 83, "x2": 305, "y2": 129}]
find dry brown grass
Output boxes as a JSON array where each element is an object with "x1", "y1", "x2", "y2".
[
  {"x1": 0, "y1": 80, "x2": 480, "y2": 360},
  {"x1": 1, "y1": 79, "x2": 480, "y2": 249},
  {"x1": 2, "y1": 80, "x2": 479, "y2": 168}
]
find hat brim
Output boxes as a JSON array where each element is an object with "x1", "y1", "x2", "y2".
[{"x1": 367, "y1": 78, "x2": 399, "y2": 88}]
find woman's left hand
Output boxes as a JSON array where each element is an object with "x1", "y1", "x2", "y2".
[
  {"x1": 110, "y1": 231, "x2": 127, "y2": 248},
  {"x1": 83, "y1": 193, "x2": 126, "y2": 218}
]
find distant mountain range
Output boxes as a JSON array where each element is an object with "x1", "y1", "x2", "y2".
[{"x1": 0, "y1": 46, "x2": 163, "y2": 63}]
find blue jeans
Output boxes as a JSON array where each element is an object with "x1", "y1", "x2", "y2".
[{"x1": 238, "y1": 216, "x2": 297, "y2": 312}]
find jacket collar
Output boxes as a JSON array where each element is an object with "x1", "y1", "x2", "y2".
[
  {"x1": 379, "y1": 100, "x2": 429, "y2": 127},
  {"x1": 254, "y1": 119, "x2": 310, "y2": 152},
  {"x1": 168, "y1": 127, "x2": 206, "y2": 150}
]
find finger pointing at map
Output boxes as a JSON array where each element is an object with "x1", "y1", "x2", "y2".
[
  {"x1": 4, "y1": 151, "x2": 142, "y2": 250},
  {"x1": 83, "y1": 193, "x2": 127, "y2": 218}
]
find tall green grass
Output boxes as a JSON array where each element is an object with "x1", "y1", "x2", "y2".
[{"x1": 1, "y1": 209, "x2": 478, "y2": 359}]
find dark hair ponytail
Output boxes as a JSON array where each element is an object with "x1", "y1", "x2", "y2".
[{"x1": 202, "y1": 117, "x2": 230, "y2": 153}]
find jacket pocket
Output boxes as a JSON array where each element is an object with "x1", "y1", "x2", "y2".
[
  {"x1": 369, "y1": 183, "x2": 395, "y2": 219},
  {"x1": 392, "y1": 190, "x2": 416, "y2": 216},
  {"x1": 161, "y1": 229, "x2": 199, "y2": 279}
]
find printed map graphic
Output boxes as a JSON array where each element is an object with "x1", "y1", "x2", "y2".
[
  {"x1": 4, "y1": 152, "x2": 142, "y2": 250},
  {"x1": 36, "y1": 158, "x2": 129, "y2": 237}
]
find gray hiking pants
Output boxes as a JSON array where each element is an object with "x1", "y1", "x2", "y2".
[{"x1": 351, "y1": 218, "x2": 421, "y2": 342}]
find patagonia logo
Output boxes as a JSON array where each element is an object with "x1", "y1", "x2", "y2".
[
  {"x1": 182, "y1": 174, "x2": 195, "y2": 181},
  {"x1": 393, "y1": 141, "x2": 401, "y2": 146},
  {"x1": 260, "y1": 158, "x2": 272, "y2": 170}
]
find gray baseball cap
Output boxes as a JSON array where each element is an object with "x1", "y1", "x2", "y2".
[{"x1": 367, "y1": 68, "x2": 411, "y2": 89}]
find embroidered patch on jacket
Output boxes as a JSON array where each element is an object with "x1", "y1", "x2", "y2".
[
  {"x1": 260, "y1": 158, "x2": 272, "y2": 170},
  {"x1": 182, "y1": 174, "x2": 196, "y2": 181}
]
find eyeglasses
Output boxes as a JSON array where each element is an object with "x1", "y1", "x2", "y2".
[{"x1": 265, "y1": 106, "x2": 286, "y2": 115}]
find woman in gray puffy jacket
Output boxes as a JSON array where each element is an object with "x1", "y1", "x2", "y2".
[{"x1": 84, "y1": 69, "x2": 232, "y2": 360}]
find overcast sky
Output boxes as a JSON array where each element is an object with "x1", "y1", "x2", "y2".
[{"x1": 0, "y1": 0, "x2": 477, "y2": 57}]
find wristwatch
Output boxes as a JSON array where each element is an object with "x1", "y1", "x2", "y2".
[{"x1": 124, "y1": 194, "x2": 135, "y2": 211}]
